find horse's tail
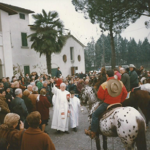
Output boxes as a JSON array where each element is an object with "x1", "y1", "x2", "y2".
[{"x1": 136, "y1": 117, "x2": 147, "y2": 150}]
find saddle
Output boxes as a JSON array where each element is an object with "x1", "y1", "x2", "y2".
[{"x1": 99, "y1": 103, "x2": 122, "y2": 120}]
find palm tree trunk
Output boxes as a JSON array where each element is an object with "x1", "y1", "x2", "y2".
[{"x1": 46, "y1": 53, "x2": 51, "y2": 74}]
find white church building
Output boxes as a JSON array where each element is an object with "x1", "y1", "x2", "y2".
[{"x1": 0, "y1": 2, "x2": 85, "y2": 79}]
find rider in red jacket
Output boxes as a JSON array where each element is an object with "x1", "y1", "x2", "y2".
[
  {"x1": 97, "y1": 77, "x2": 127, "y2": 104},
  {"x1": 85, "y1": 70, "x2": 127, "y2": 139}
]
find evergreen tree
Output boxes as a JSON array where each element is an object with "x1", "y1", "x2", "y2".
[
  {"x1": 95, "y1": 34, "x2": 111, "y2": 68},
  {"x1": 72, "y1": 0, "x2": 141, "y2": 68},
  {"x1": 127, "y1": 38, "x2": 138, "y2": 64},
  {"x1": 141, "y1": 38, "x2": 150, "y2": 62},
  {"x1": 84, "y1": 37, "x2": 96, "y2": 71}
]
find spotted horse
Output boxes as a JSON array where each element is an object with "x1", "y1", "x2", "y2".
[{"x1": 80, "y1": 85, "x2": 147, "y2": 150}]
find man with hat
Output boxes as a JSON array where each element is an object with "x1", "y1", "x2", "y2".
[
  {"x1": 129, "y1": 64, "x2": 139, "y2": 90},
  {"x1": 85, "y1": 70, "x2": 127, "y2": 138}
]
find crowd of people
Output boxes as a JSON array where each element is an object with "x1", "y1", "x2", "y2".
[
  {"x1": 0, "y1": 64, "x2": 149, "y2": 149},
  {"x1": 0, "y1": 67, "x2": 87, "y2": 150}
]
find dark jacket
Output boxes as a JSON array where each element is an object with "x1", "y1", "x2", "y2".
[
  {"x1": 79, "y1": 73, "x2": 86, "y2": 79},
  {"x1": 55, "y1": 70, "x2": 62, "y2": 78},
  {"x1": 3, "y1": 82, "x2": 9, "y2": 90},
  {"x1": 68, "y1": 83, "x2": 76, "y2": 92},
  {"x1": 0, "y1": 124, "x2": 23, "y2": 150},
  {"x1": 129, "y1": 70, "x2": 139, "y2": 90},
  {"x1": 11, "y1": 97, "x2": 28, "y2": 121},
  {"x1": 121, "y1": 72, "x2": 130, "y2": 92},
  {"x1": 100, "y1": 73, "x2": 107, "y2": 85},
  {"x1": 22, "y1": 96, "x2": 33, "y2": 113},
  {"x1": 5, "y1": 92, "x2": 13, "y2": 111},
  {"x1": 36, "y1": 95, "x2": 51, "y2": 121}
]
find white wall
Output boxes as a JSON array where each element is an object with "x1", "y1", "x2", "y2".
[
  {"x1": 0, "y1": 9, "x2": 85, "y2": 78},
  {"x1": 0, "y1": 10, "x2": 13, "y2": 78},
  {"x1": 51, "y1": 36, "x2": 85, "y2": 77},
  {"x1": 9, "y1": 12, "x2": 47, "y2": 76}
]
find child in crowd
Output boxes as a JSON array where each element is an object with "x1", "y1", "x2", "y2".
[{"x1": 69, "y1": 91, "x2": 83, "y2": 132}]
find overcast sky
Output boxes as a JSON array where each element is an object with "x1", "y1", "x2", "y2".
[{"x1": 0, "y1": 0, "x2": 150, "y2": 45}]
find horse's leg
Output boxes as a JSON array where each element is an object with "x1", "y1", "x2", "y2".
[
  {"x1": 102, "y1": 135, "x2": 107, "y2": 150},
  {"x1": 95, "y1": 132, "x2": 101, "y2": 150}
]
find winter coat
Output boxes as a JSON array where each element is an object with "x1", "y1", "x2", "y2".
[
  {"x1": 56, "y1": 70, "x2": 62, "y2": 78},
  {"x1": 68, "y1": 83, "x2": 76, "y2": 92},
  {"x1": 129, "y1": 70, "x2": 139, "y2": 90},
  {"x1": 121, "y1": 73, "x2": 130, "y2": 92},
  {"x1": 114, "y1": 71, "x2": 121, "y2": 80},
  {"x1": 36, "y1": 95, "x2": 51, "y2": 121},
  {"x1": 28, "y1": 94, "x2": 39, "y2": 111},
  {"x1": 3, "y1": 82, "x2": 9, "y2": 90},
  {"x1": 100, "y1": 73, "x2": 107, "y2": 85},
  {"x1": 0, "y1": 95, "x2": 10, "y2": 124},
  {"x1": 36, "y1": 81, "x2": 43, "y2": 92},
  {"x1": 42, "y1": 86, "x2": 52, "y2": 103},
  {"x1": 0, "y1": 124, "x2": 23, "y2": 150},
  {"x1": 5, "y1": 92, "x2": 13, "y2": 111},
  {"x1": 11, "y1": 97, "x2": 28, "y2": 122},
  {"x1": 97, "y1": 77, "x2": 127, "y2": 104},
  {"x1": 22, "y1": 96, "x2": 33, "y2": 113},
  {"x1": 21, "y1": 127, "x2": 55, "y2": 150}
]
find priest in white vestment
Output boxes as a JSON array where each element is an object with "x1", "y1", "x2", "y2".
[
  {"x1": 51, "y1": 81, "x2": 70, "y2": 133},
  {"x1": 69, "y1": 90, "x2": 81, "y2": 132}
]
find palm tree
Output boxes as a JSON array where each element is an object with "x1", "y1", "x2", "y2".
[{"x1": 28, "y1": 9, "x2": 66, "y2": 74}]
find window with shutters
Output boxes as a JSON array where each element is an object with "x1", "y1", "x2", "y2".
[
  {"x1": 19, "y1": 13, "x2": 25, "y2": 19},
  {"x1": 21, "y1": 33, "x2": 28, "y2": 47},
  {"x1": 24, "y1": 66, "x2": 30, "y2": 76}
]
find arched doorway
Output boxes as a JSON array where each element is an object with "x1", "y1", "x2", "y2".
[{"x1": 0, "y1": 59, "x2": 3, "y2": 79}]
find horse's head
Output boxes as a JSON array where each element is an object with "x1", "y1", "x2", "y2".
[
  {"x1": 80, "y1": 85, "x2": 98, "y2": 106},
  {"x1": 80, "y1": 86, "x2": 88, "y2": 105}
]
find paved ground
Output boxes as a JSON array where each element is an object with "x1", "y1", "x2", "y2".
[{"x1": 46, "y1": 106, "x2": 150, "y2": 150}]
